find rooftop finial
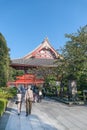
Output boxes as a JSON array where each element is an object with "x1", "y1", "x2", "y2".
[
  {"x1": 42, "y1": 37, "x2": 49, "y2": 44},
  {"x1": 44, "y1": 37, "x2": 49, "y2": 41},
  {"x1": 46, "y1": 36, "x2": 48, "y2": 40}
]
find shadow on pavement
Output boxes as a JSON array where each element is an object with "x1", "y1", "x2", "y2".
[
  {"x1": 27, "y1": 114, "x2": 58, "y2": 130},
  {"x1": 0, "y1": 99, "x2": 15, "y2": 130},
  {"x1": 0, "y1": 99, "x2": 59, "y2": 130},
  {"x1": 0, "y1": 107, "x2": 14, "y2": 130}
]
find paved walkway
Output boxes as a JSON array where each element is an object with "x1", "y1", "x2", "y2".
[{"x1": 0, "y1": 98, "x2": 87, "y2": 130}]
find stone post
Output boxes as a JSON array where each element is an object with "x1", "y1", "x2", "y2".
[{"x1": 68, "y1": 80, "x2": 77, "y2": 101}]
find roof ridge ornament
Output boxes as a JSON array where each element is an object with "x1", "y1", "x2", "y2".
[
  {"x1": 42, "y1": 37, "x2": 49, "y2": 44},
  {"x1": 44, "y1": 37, "x2": 50, "y2": 43},
  {"x1": 44, "y1": 37, "x2": 48, "y2": 41}
]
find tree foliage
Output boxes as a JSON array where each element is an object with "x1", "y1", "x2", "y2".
[
  {"x1": 0, "y1": 33, "x2": 10, "y2": 87},
  {"x1": 8, "y1": 68, "x2": 24, "y2": 81},
  {"x1": 59, "y1": 25, "x2": 87, "y2": 90}
]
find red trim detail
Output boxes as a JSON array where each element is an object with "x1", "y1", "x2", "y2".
[{"x1": 7, "y1": 74, "x2": 44, "y2": 87}]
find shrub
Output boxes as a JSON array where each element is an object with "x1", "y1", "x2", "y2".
[
  {"x1": 0, "y1": 98, "x2": 8, "y2": 116},
  {"x1": 0, "y1": 87, "x2": 17, "y2": 99}
]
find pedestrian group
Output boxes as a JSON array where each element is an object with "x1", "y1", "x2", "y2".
[{"x1": 16, "y1": 85, "x2": 43, "y2": 116}]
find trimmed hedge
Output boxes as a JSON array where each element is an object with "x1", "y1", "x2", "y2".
[{"x1": 0, "y1": 98, "x2": 8, "y2": 116}]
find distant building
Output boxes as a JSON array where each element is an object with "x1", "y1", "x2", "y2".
[{"x1": 8, "y1": 38, "x2": 61, "y2": 87}]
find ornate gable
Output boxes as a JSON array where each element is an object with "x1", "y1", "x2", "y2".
[
  {"x1": 11, "y1": 38, "x2": 61, "y2": 69},
  {"x1": 23, "y1": 38, "x2": 60, "y2": 59}
]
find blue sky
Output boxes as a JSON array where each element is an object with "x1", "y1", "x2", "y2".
[{"x1": 0, "y1": 0, "x2": 87, "y2": 59}]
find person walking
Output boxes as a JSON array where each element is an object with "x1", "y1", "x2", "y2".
[
  {"x1": 25, "y1": 85, "x2": 33, "y2": 116},
  {"x1": 38, "y1": 90, "x2": 43, "y2": 102},
  {"x1": 16, "y1": 90, "x2": 22, "y2": 115}
]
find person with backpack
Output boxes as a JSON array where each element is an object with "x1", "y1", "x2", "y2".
[{"x1": 25, "y1": 85, "x2": 33, "y2": 116}]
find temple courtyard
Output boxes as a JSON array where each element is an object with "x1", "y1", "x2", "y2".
[{"x1": 0, "y1": 98, "x2": 87, "y2": 130}]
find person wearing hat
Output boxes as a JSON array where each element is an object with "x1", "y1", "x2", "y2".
[{"x1": 25, "y1": 85, "x2": 34, "y2": 116}]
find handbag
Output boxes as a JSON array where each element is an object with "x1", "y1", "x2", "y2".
[{"x1": 15, "y1": 101, "x2": 19, "y2": 104}]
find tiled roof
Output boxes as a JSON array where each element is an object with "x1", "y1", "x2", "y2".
[
  {"x1": 11, "y1": 38, "x2": 60, "y2": 68},
  {"x1": 11, "y1": 58, "x2": 57, "y2": 67}
]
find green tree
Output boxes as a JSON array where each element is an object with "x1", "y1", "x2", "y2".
[
  {"x1": 0, "y1": 33, "x2": 10, "y2": 87},
  {"x1": 61, "y1": 25, "x2": 87, "y2": 90},
  {"x1": 8, "y1": 67, "x2": 24, "y2": 81}
]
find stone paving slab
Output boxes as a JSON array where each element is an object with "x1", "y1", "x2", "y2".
[
  {"x1": 4, "y1": 99, "x2": 58, "y2": 130},
  {"x1": 0, "y1": 98, "x2": 87, "y2": 130}
]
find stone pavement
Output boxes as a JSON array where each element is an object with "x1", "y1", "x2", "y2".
[
  {"x1": 0, "y1": 98, "x2": 87, "y2": 130},
  {"x1": 0, "y1": 98, "x2": 58, "y2": 130}
]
